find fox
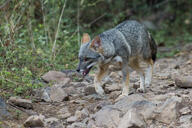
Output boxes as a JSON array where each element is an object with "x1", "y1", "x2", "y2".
[{"x1": 76, "y1": 20, "x2": 157, "y2": 98}]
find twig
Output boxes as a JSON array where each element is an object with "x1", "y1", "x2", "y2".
[
  {"x1": 56, "y1": 29, "x2": 78, "y2": 54},
  {"x1": 77, "y1": 0, "x2": 80, "y2": 45},
  {"x1": 41, "y1": 0, "x2": 49, "y2": 45},
  {"x1": 0, "y1": 0, "x2": 12, "y2": 10},
  {"x1": 0, "y1": 76, "x2": 19, "y2": 85},
  {"x1": 9, "y1": 103, "x2": 35, "y2": 116},
  {"x1": 88, "y1": 13, "x2": 106, "y2": 27},
  {"x1": 52, "y1": 0, "x2": 67, "y2": 60},
  {"x1": 28, "y1": 0, "x2": 36, "y2": 51}
]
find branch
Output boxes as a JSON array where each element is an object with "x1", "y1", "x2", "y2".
[
  {"x1": 0, "y1": 0, "x2": 12, "y2": 10},
  {"x1": 88, "y1": 13, "x2": 106, "y2": 27},
  {"x1": 52, "y1": 0, "x2": 67, "y2": 60},
  {"x1": 77, "y1": 0, "x2": 80, "y2": 45}
]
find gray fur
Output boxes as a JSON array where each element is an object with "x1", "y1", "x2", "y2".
[
  {"x1": 77, "y1": 20, "x2": 157, "y2": 75},
  {"x1": 99, "y1": 20, "x2": 152, "y2": 60}
]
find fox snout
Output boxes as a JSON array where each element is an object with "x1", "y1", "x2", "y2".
[
  {"x1": 76, "y1": 62, "x2": 81, "y2": 72},
  {"x1": 76, "y1": 58, "x2": 97, "y2": 76}
]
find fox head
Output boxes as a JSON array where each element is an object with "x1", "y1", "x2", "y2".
[{"x1": 76, "y1": 33, "x2": 103, "y2": 76}]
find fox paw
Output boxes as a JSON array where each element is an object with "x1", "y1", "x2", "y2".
[
  {"x1": 115, "y1": 94, "x2": 128, "y2": 101},
  {"x1": 95, "y1": 86, "x2": 105, "y2": 96},
  {"x1": 145, "y1": 83, "x2": 151, "y2": 88},
  {"x1": 137, "y1": 87, "x2": 146, "y2": 93}
]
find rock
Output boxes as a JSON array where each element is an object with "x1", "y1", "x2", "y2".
[
  {"x1": 45, "y1": 117, "x2": 63, "y2": 128},
  {"x1": 109, "y1": 91, "x2": 121, "y2": 99},
  {"x1": 41, "y1": 87, "x2": 51, "y2": 102},
  {"x1": 8, "y1": 97, "x2": 33, "y2": 109},
  {"x1": 109, "y1": 71, "x2": 122, "y2": 81},
  {"x1": 179, "y1": 107, "x2": 191, "y2": 115},
  {"x1": 67, "y1": 116, "x2": 77, "y2": 123},
  {"x1": 104, "y1": 83, "x2": 121, "y2": 93},
  {"x1": 42, "y1": 71, "x2": 71, "y2": 84},
  {"x1": 118, "y1": 108, "x2": 147, "y2": 128},
  {"x1": 24, "y1": 115, "x2": 45, "y2": 127},
  {"x1": 179, "y1": 115, "x2": 192, "y2": 128},
  {"x1": 0, "y1": 97, "x2": 11, "y2": 120},
  {"x1": 57, "y1": 107, "x2": 71, "y2": 119},
  {"x1": 183, "y1": 43, "x2": 192, "y2": 52},
  {"x1": 118, "y1": 100, "x2": 156, "y2": 128},
  {"x1": 45, "y1": 117, "x2": 59, "y2": 124},
  {"x1": 70, "y1": 122, "x2": 87, "y2": 128},
  {"x1": 156, "y1": 96, "x2": 182, "y2": 124},
  {"x1": 92, "y1": 94, "x2": 155, "y2": 128},
  {"x1": 94, "y1": 100, "x2": 112, "y2": 111},
  {"x1": 64, "y1": 86, "x2": 79, "y2": 97},
  {"x1": 75, "y1": 108, "x2": 89, "y2": 121},
  {"x1": 84, "y1": 86, "x2": 97, "y2": 95},
  {"x1": 93, "y1": 107, "x2": 121, "y2": 128},
  {"x1": 34, "y1": 84, "x2": 70, "y2": 102},
  {"x1": 50, "y1": 84, "x2": 69, "y2": 102},
  {"x1": 113, "y1": 94, "x2": 147, "y2": 113},
  {"x1": 175, "y1": 76, "x2": 192, "y2": 88},
  {"x1": 70, "y1": 99, "x2": 88, "y2": 105}
]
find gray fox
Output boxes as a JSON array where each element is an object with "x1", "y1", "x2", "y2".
[{"x1": 76, "y1": 20, "x2": 157, "y2": 98}]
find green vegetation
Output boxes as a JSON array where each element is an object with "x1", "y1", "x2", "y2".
[{"x1": 0, "y1": 0, "x2": 192, "y2": 97}]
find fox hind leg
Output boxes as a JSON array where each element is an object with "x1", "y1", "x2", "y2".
[
  {"x1": 145, "y1": 59, "x2": 154, "y2": 88},
  {"x1": 130, "y1": 58, "x2": 145, "y2": 93}
]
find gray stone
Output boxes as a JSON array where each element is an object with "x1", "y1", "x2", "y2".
[
  {"x1": 42, "y1": 71, "x2": 71, "y2": 84},
  {"x1": 24, "y1": 115, "x2": 45, "y2": 127},
  {"x1": 45, "y1": 117, "x2": 63, "y2": 128},
  {"x1": 8, "y1": 96, "x2": 33, "y2": 109},
  {"x1": 75, "y1": 108, "x2": 89, "y2": 121},
  {"x1": 180, "y1": 107, "x2": 191, "y2": 115},
  {"x1": 92, "y1": 94, "x2": 157, "y2": 128},
  {"x1": 175, "y1": 76, "x2": 192, "y2": 88},
  {"x1": 50, "y1": 84, "x2": 69, "y2": 102},
  {"x1": 118, "y1": 108, "x2": 147, "y2": 128},
  {"x1": 70, "y1": 122, "x2": 87, "y2": 128},
  {"x1": 156, "y1": 96, "x2": 182, "y2": 124},
  {"x1": 105, "y1": 83, "x2": 121, "y2": 93},
  {"x1": 113, "y1": 94, "x2": 147, "y2": 113},
  {"x1": 84, "y1": 86, "x2": 96, "y2": 95},
  {"x1": 41, "y1": 87, "x2": 51, "y2": 102},
  {"x1": 179, "y1": 115, "x2": 192, "y2": 128},
  {"x1": 67, "y1": 116, "x2": 77, "y2": 123},
  {"x1": 109, "y1": 91, "x2": 121, "y2": 99},
  {"x1": 57, "y1": 107, "x2": 71, "y2": 119},
  {"x1": 94, "y1": 107, "x2": 121, "y2": 128},
  {"x1": 183, "y1": 43, "x2": 192, "y2": 52}
]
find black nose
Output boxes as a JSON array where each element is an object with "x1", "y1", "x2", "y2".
[{"x1": 76, "y1": 68, "x2": 80, "y2": 72}]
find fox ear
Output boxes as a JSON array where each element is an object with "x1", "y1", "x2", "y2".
[
  {"x1": 90, "y1": 36, "x2": 102, "y2": 52},
  {"x1": 81, "y1": 33, "x2": 91, "y2": 44}
]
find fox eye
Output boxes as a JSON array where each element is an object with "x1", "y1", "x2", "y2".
[{"x1": 84, "y1": 58, "x2": 88, "y2": 61}]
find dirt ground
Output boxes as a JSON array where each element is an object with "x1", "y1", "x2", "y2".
[{"x1": 1, "y1": 44, "x2": 192, "y2": 128}]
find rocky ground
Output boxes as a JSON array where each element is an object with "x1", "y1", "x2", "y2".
[{"x1": 0, "y1": 44, "x2": 192, "y2": 128}]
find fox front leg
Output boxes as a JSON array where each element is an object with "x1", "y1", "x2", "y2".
[
  {"x1": 94, "y1": 64, "x2": 109, "y2": 96},
  {"x1": 115, "y1": 64, "x2": 130, "y2": 101},
  {"x1": 121, "y1": 65, "x2": 130, "y2": 96}
]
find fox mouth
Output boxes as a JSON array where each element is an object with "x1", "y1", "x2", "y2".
[{"x1": 82, "y1": 66, "x2": 93, "y2": 76}]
